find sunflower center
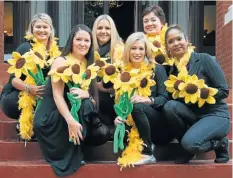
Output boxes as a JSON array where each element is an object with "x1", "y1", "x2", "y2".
[
  {"x1": 153, "y1": 40, "x2": 161, "y2": 48},
  {"x1": 85, "y1": 69, "x2": 91, "y2": 79},
  {"x1": 155, "y1": 54, "x2": 165, "y2": 64},
  {"x1": 57, "y1": 66, "x2": 68, "y2": 73},
  {"x1": 200, "y1": 88, "x2": 210, "y2": 99},
  {"x1": 120, "y1": 72, "x2": 131, "y2": 82},
  {"x1": 140, "y1": 78, "x2": 148, "y2": 88},
  {"x1": 95, "y1": 60, "x2": 105, "y2": 68},
  {"x1": 105, "y1": 65, "x2": 116, "y2": 75},
  {"x1": 174, "y1": 80, "x2": 184, "y2": 90},
  {"x1": 34, "y1": 52, "x2": 44, "y2": 60},
  {"x1": 185, "y1": 84, "x2": 198, "y2": 94},
  {"x1": 16, "y1": 58, "x2": 26, "y2": 69},
  {"x1": 71, "y1": 64, "x2": 80, "y2": 74}
]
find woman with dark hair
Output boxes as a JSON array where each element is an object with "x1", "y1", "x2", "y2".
[
  {"x1": 34, "y1": 24, "x2": 110, "y2": 177},
  {"x1": 142, "y1": 5, "x2": 173, "y2": 67},
  {"x1": 163, "y1": 24, "x2": 230, "y2": 164}
]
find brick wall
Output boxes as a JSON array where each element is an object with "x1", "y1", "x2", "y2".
[
  {"x1": 0, "y1": 2, "x2": 3, "y2": 64},
  {"x1": 216, "y1": 1, "x2": 232, "y2": 88}
]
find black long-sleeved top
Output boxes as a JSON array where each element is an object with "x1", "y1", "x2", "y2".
[
  {"x1": 150, "y1": 64, "x2": 169, "y2": 110},
  {"x1": 168, "y1": 52, "x2": 230, "y2": 118}
]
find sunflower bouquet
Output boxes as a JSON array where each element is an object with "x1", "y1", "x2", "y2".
[
  {"x1": 112, "y1": 70, "x2": 139, "y2": 153},
  {"x1": 48, "y1": 57, "x2": 99, "y2": 142},
  {"x1": 165, "y1": 71, "x2": 218, "y2": 107}
]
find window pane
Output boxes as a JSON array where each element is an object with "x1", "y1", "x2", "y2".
[
  {"x1": 4, "y1": 2, "x2": 14, "y2": 45},
  {"x1": 84, "y1": 1, "x2": 104, "y2": 29},
  {"x1": 203, "y1": 2, "x2": 216, "y2": 46}
]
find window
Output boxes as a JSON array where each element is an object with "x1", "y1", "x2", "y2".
[{"x1": 4, "y1": 1, "x2": 14, "y2": 53}]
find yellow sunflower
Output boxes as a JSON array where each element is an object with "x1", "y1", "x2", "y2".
[
  {"x1": 164, "y1": 69, "x2": 187, "y2": 99},
  {"x1": 178, "y1": 75, "x2": 205, "y2": 104},
  {"x1": 94, "y1": 56, "x2": 108, "y2": 77},
  {"x1": 48, "y1": 66, "x2": 70, "y2": 83},
  {"x1": 136, "y1": 73, "x2": 156, "y2": 97},
  {"x1": 102, "y1": 64, "x2": 119, "y2": 83},
  {"x1": 198, "y1": 85, "x2": 218, "y2": 107},
  {"x1": 153, "y1": 48, "x2": 173, "y2": 66},
  {"x1": 81, "y1": 64, "x2": 100, "y2": 90},
  {"x1": 63, "y1": 63, "x2": 83, "y2": 84},
  {"x1": 113, "y1": 69, "x2": 139, "y2": 96},
  {"x1": 28, "y1": 43, "x2": 48, "y2": 69},
  {"x1": 7, "y1": 52, "x2": 35, "y2": 78}
]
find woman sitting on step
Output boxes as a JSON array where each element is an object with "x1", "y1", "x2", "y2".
[
  {"x1": 34, "y1": 24, "x2": 110, "y2": 177},
  {"x1": 163, "y1": 24, "x2": 230, "y2": 164},
  {"x1": 0, "y1": 13, "x2": 60, "y2": 140},
  {"x1": 92, "y1": 14, "x2": 124, "y2": 140},
  {"x1": 114, "y1": 32, "x2": 173, "y2": 167}
]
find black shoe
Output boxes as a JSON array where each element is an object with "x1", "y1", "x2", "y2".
[
  {"x1": 175, "y1": 152, "x2": 195, "y2": 164},
  {"x1": 214, "y1": 137, "x2": 229, "y2": 163}
]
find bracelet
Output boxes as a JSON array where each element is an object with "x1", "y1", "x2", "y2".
[
  {"x1": 149, "y1": 97, "x2": 154, "y2": 105},
  {"x1": 25, "y1": 84, "x2": 30, "y2": 94}
]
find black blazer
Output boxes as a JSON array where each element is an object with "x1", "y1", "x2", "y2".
[
  {"x1": 150, "y1": 64, "x2": 169, "y2": 110},
  {"x1": 169, "y1": 52, "x2": 230, "y2": 119}
]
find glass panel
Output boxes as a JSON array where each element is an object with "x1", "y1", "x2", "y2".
[
  {"x1": 84, "y1": 1, "x2": 104, "y2": 29},
  {"x1": 203, "y1": 2, "x2": 216, "y2": 46},
  {"x1": 4, "y1": 2, "x2": 14, "y2": 46}
]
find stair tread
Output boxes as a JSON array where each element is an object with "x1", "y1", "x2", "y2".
[{"x1": 0, "y1": 159, "x2": 231, "y2": 166}]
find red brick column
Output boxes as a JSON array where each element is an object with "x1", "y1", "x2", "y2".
[
  {"x1": 216, "y1": 1, "x2": 232, "y2": 88},
  {"x1": 0, "y1": 1, "x2": 4, "y2": 63}
]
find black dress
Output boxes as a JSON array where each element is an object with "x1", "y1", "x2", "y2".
[{"x1": 34, "y1": 78, "x2": 110, "y2": 177}]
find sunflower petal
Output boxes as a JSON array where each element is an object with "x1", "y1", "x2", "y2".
[
  {"x1": 185, "y1": 95, "x2": 191, "y2": 104},
  {"x1": 198, "y1": 99, "x2": 205, "y2": 108},
  {"x1": 191, "y1": 94, "x2": 198, "y2": 103},
  {"x1": 178, "y1": 83, "x2": 186, "y2": 90},
  {"x1": 172, "y1": 90, "x2": 179, "y2": 99},
  {"x1": 206, "y1": 96, "x2": 216, "y2": 104}
]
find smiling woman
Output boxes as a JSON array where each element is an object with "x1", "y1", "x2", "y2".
[
  {"x1": 163, "y1": 24, "x2": 230, "y2": 164},
  {"x1": 0, "y1": 13, "x2": 60, "y2": 140},
  {"x1": 92, "y1": 14, "x2": 124, "y2": 139}
]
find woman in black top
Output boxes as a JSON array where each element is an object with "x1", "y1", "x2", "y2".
[
  {"x1": 163, "y1": 25, "x2": 230, "y2": 164},
  {"x1": 92, "y1": 14, "x2": 124, "y2": 138},
  {"x1": 114, "y1": 32, "x2": 173, "y2": 166},
  {"x1": 34, "y1": 24, "x2": 110, "y2": 177},
  {"x1": 0, "y1": 13, "x2": 58, "y2": 120}
]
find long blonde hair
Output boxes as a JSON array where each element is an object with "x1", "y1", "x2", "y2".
[
  {"x1": 123, "y1": 32, "x2": 152, "y2": 65},
  {"x1": 26, "y1": 13, "x2": 55, "y2": 49},
  {"x1": 92, "y1": 14, "x2": 122, "y2": 60}
]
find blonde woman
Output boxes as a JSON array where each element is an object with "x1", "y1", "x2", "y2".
[
  {"x1": 114, "y1": 32, "x2": 173, "y2": 165},
  {"x1": 0, "y1": 13, "x2": 60, "y2": 139},
  {"x1": 92, "y1": 14, "x2": 124, "y2": 138}
]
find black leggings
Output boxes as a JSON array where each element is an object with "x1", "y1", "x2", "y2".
[
  {"x1": 0, "y1": 90, "x2": 20, "y2": 119},
  {"x1": 131, "y1": 103, "x2": 173, "y2": 155}
]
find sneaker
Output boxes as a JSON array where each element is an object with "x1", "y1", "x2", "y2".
[{"x1": 133, "y1": 155, "x2": 156, "y2": 166}]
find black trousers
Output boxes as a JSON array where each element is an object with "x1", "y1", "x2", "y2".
[
  {"x1": 163, "y1": 100, "x2": 230, "y2": 154},
  {"x1": 0, "y1": 90, "x2": 20, "y2": 119},
  {"x1": 131, "y1": 103, "x2": 173, "y2": 155}
]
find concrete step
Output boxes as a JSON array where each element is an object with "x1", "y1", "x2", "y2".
[
  {"x1": 0, "y1": 140, "x2": 232, "y2": 162},
  {"x1": 0, "y1": 160, "x2": 231, "y2": 178}
]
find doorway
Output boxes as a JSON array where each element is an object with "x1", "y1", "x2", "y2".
[{"x1": 109, "y1": 1, "x2": 135, "y2": 42}]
